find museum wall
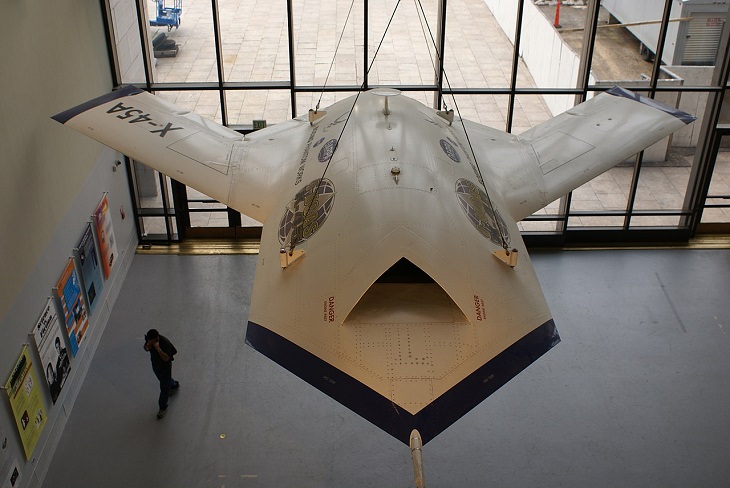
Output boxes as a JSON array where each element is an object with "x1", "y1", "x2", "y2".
[{"x1": 0, "y1": 0, "x2": 137, "y2": 486}]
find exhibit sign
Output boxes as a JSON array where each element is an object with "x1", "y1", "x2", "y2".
[
  {"x1": 94, "y1": 195, "x2": 118, "y2": 280},
  {"x1": 56, "y1": 259, "x2": 89, "y2": 356},
  {"x1": 32, "y1": 299, "x2": 71, "y2": 404},
  {"x1": 4, "y1": 347, "x2": 47, "y2": 460},
  {"x1": 76, "y1": 223, "x2": 104, "y2": 314}
]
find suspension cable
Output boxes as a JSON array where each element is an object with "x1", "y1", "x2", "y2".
[
  {"x1": 288, "y1": 0, "x2": 404, "y2": 253},
  {"x1": 316, "y1": 0, "x2": 357, "y2": 112},
  {"x1": 413, "y1": 0, "x2": 446, "y2": 111},
  {"x1": 413, "y1": 0, "x2": 509, "y2": 251}
]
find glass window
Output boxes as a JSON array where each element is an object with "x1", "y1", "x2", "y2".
[
  {"x1": 567, "y1": 214, "x2": 625, "y2": 228},
  {"x1": 140, "y1": 216, "x2": 178, "y2": 240},
  {"x1": 155, "y1": 90, "x2": 224, "y2": 124},
  {"x1": 589, "y1": 1, "x2": 680, "y2": 87},
  {"x1": 130, "y1": 161, "x2": 178, "y2": 241},
  {"x1": 221, "y1": 0, "x2": 289, "y2": 83},
  {"x1": 516, "y1": 0, "x2": 590, "y2": 89},
  {"x1": 366, "y1": 1, "x2": 439, "y2": 88},
  {"x1": 113, "y1": 0, "x2": 150, "y2": 84},
  {"x1": 227, "y1": 89, "x2": 292, "y2": 126},
  {"x1": 445, "y1": 0, "x2": 515, "y2": 90},
  {"x1": 518, "y1": 200, "x2": 561, "y2": 233},
  {"x1": 567, "y1": 164, "x2": 633, "y2": 229},
  {"x1": 105, "y1": 0, "x2": 730, "y2": 244},
  {"x1": 186, "y1": 187, "x2": 229, "y2": 228},
  {"x1": 701, "y1": 135, "x2": 730, "y2": 225},
  {"x1": 293, "y1": 0, "x2": 363, "y2": 88},
  {"x1": 510, "y1": 94, "x2": 560, "y2": 134},
  {"x1": 447, "y1": 94, "x2": 511, "y2": 131},
  {"x1": 630, "y1": 154, "x2": 694, "y2": 228},
  {"x1": 147, "y1": 0, "x2": 217, "y2": 83},
  {"x1": 295, "y1": 91, "x2": 360, "y2": 120}
]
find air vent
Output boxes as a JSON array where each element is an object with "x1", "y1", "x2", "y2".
[{"x1": 346, "y1": 258, "x2": 466, "y2": 324}]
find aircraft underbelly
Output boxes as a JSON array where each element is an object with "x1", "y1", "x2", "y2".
[{"x1": 247, "y1": 158, "x2": 556, "y2": 439}]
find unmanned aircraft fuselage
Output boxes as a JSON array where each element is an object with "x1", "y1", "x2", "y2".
[{"x1": 53, "y1": 85, "x2": 693, "y2": 444}]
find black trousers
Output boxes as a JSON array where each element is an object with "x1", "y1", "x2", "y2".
[{"x1": 152, "y1": 362, "x2": 174, "y2": 410}]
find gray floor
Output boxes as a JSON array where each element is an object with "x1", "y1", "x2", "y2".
[{"x1": 41, "y1": 248, "x2": 730, "y2": 487}]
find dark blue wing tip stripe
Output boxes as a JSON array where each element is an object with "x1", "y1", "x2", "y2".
[
  {"x1": 51, "y1": 85, "x2": 143, "y2": 124},
  {"x1": 245, "y1": 319, "x2": 560, "y2": 445},
  {"x1": 606, "y1": 85, "x2": 696, "y2": 125}
]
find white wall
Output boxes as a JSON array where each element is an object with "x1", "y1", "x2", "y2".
[
  {"x1": 483, "y1": 0, "x2": 581, "y2": 115},
  {"x1": 110, "y1": 0, "x2": 150, "y2": 83},
  {"x1": 0, "y1": 0, "x2": 137, "y2": 486},
  {"x1": 664, "y1": 66, "x2": 714, "y2": 147}
]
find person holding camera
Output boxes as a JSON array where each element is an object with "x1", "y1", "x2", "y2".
[{"x1": 143, "y1": 328, "x2": 179, "y2": 419}]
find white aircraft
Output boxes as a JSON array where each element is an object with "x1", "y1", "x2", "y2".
[{"x1": 53, "y1": 85, "x2": 693, "y2": 445}]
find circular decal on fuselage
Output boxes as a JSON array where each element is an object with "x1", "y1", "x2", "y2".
[
  {"x1": 455, "y1": 178, "x2": 510, "y2": 247},
  {"x1": 318, "y1": 139, "x2": 339, "y2": 162},
  {"x1": 440, "y1": 138, "x2": 461, "y2": 162},
  {"x1": 278, "y1": 178, "x2": 336, "y2": 246}
]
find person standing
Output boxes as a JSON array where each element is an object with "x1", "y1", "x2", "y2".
[{"x1": 144, "y1": 329, "x2": 179, "y2": 419}]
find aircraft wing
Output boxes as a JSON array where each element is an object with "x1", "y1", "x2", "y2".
[
  {"x1": 465, "y1": 86, "x2": 696, "y2": 221},
  {"x1": 52, "y1": 86, "x2": 312, "y2": 223}
]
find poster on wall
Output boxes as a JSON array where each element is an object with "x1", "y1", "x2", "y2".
[
  {"x1": 76, "y1": 223, "x2": 104, "y2": 315},
  {"x1": 2, "y1": 461, "x2": 20, "y2": 488},
  {"x1": 1, "y1": 457, "x2": 20, "y2": 488},
  {"x1": 4, "y1": 346, "x2": 47, "y2": 460},
  {"x1": 0, "y1": 421, "x2": 21, "y2": 488},
  {"x1": 31, "y1": 299, "x2": 71, "y2": 404},
  {"x1": 55, "y1": 259, "x2": 89, "y2": 356},
  {"x1": 94, "y1": 194, "x2": 118, "y2": 280}
]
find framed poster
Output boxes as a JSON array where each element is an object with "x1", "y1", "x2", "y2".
[
  {"x1": 31, "y1": 299, "x2": 71, "y2": 404},
  {"x1": 94, "y1": 194, "x2": 118, "y2": 280},
  {"x1": 55, "y1": 259, "x2": 89, "y2": 356},
  {"x1": 76, "y1": 223, "x2": 104, "y2": 314},
  {"x1": 4, "y1": 347, "x2": 46, "y2": 460}
]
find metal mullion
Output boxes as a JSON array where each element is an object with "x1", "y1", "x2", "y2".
[
  {"x1": 522, "y1": 214, "x2": 568, "y2": 222},
  {"x1": 445, "y1": 87, "x2": 583, "y2": 96},
  {"x1": 681, "y1": 11, "x2": 730, "y2": 232},
  {"x1": 133, "y1": 0, "x2": 154, "y2": 90},
  {"x1": 556, "y1": 190, "x2": 572, "y2": 234},
  {"x1": 433, "y1": 0, "x2": 448, "y2": 110},
  {"x1": 363, "y1": 0, "x2": 369, "y2": 91},
  {"x1": 574, "y1": 0, "x2": 601, "y2": 104},
  {"x1": 558, "y1": 0, "x2": 601, "y2": 249},
  {"x1": 209, "y1": 0, "x2": 228, "y2": 126},
  {"x1": 623, "y1": 152, "x2": 645, "y2": 230},
  {"x1": 570, "y1": 209, "x2": 691, "y2": 217},
  {"x1": 99, "y1": 0, "x2": 121, "y2": 87},
  {"x1": 648, "y1": 0, "x2": 675, "y2": 96},
  {"x1": 124, "y1": 158, "x2": 143, "y2": 242},
  {"x1": 686, "y1": 128, "x2": 726, "y2": 229},
  {"x1": 505, "y1": 0, "x2": 525, "y2": 134},
  {"x1": 557, "y1": 0, "x2": 594, "y2": 238},
  {"x1": 157, "y1": 172, "x2": 175, "y2": 242},
  {"x1": 287, "y1": 0, "x2": 297, "y2": 118}
]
